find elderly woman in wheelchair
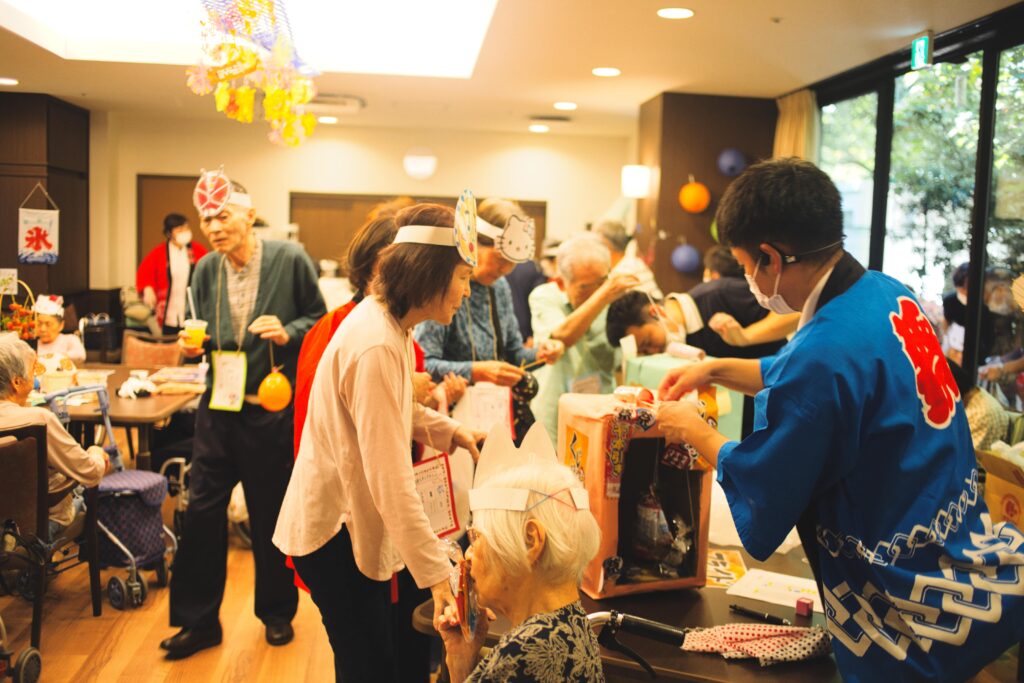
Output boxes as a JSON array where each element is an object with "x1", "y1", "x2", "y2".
[
  {"x1": 0, "y1": 337, "x2": 111, "y2": 545},
  {"x1": 438, "y1": 452, "x2": 605, "y2": 683}
]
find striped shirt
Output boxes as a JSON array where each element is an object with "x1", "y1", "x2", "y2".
[{"x1": 224, "y1": 238, "x2": 263, "y2": 345}]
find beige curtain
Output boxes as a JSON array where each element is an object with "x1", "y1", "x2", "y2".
[{"x1": 773, "y1": 89, "x2": 820, "y2": 163}]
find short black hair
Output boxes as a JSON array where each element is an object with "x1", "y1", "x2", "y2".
[
  {"x1": 375, "y1": 204, "x2": 465, "y2": 319},
  {"x1": 946, "y1": 356, "x2": 975, "y2": 397},
  {"x1": 716, "y1": 158, "x2": 843, "y2": 263},
  {"x1": 952, "y1": 263, "x2": 970, "y2": 288},
  {"x1": 163, "y1": 213, "x2": 188, "y2": 236},
  {"x1": 606, "y1": 291, "x2": 651, "y2": 347},
  {"x1": 704, "y1": 245, "x2": 744, "y2": 278}
]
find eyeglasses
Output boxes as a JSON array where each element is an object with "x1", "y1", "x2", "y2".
[{"x1": 467, "y1": 526, "x2": 482, "y2": 546}]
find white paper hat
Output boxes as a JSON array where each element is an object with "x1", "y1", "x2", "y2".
[
  {"x1": 193, "y1": 168, "x2": 252, "y2": 218},
  {"x1": 469, "y1": 422, "x2": 589, "y2": 513},
  {"x1": 477, "y1": 214, "x2": 536, "y2": 264},
  {"x1": 393, "y1": 189, "x2": 478, "y2": 266},
  {"x1": 33, "y1": 294, "x2": 64, "y2": 317}
]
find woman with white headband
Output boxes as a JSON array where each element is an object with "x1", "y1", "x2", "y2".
[
  {"x1": 439, "y1": 426, "x2": 604, "y2": 682},
  {"x1": 415, "y1": 199, "x2": 564, "y2": 434},
  {"x1": 274, "y1": 200, "x2": 487, "y2": 682}
]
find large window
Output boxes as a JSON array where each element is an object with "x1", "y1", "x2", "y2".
[
  {"x1": 980, "y1": 43, "x2": 1024, "y2": 405},
  {"x1": 883, "y1": 53, "x2": 983, "y2": 303},
  {"x1": 820, "y1": 93, "x2": 877, "y2": 266}
]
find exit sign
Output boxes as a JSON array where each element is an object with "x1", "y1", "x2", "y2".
[{"x1": 911, "y1": 31, "x2": 933, "y2": 70}]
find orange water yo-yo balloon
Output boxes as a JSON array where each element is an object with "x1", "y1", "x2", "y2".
[
  {"x1": 678, "y1": 175, "x2": 711, "y2": 214},
  {"x1": 258, "y1": 368, "x2": 292, "y2": 412}
]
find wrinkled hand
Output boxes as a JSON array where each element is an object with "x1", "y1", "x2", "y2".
[
  {"x1": 438, "y1": 598, "x2": 495, "y2": 683},
  {"x1": 142, "y1": 286, "x2": 158, "y2": 310},
  {"x1": 431, "y1": 580, "x2": 459, "y2": 633},
  {"x1": 657, "y1": 360, "x2": 713, "y2": 401},
  {"x1": 982, "y1": 365, "x2": 1004, "y2": 382},
  {"x1": 451, "y1": 426, "x2": 487, "y2": 461},
  {"x1": 599, "y1": 273, "x2": 642, "y2": 304},
  {"x1": 177, "y1": 330, "x2": 209, "y2": 358},
  {"x1": 89, "y1": 445, "x2": 113, "y2": 474},
  {"x1": 535, "y1": 339, "x2": 565, "y2": 365},
  {"x1": 443, "y1": 373, "x2": 468, "y2": 404},
  {"x1": 708, "y1": 313, "x2": 749, "y2": 347},
  {"x1": 657, "y1": 400, "x2": 707, "y2": 445},
  {"x1": 248, "y1": 315, "x2": 290, "y2": 346},
  {"x1": 413, "y1": 372, "x2": 437, "y2": 406},
  {"x1": 472, "y1": 360, "x2": 525, "y2": 387}
]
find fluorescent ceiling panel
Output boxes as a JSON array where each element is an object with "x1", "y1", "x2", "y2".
[{"x1": 0, "y1": 0, "x2": 498, "y2": 78}]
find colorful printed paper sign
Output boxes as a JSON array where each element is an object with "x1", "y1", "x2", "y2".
[{"x1": 18, "y1": 209, "x2": 59, "y2": 265}]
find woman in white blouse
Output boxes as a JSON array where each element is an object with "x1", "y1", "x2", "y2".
[{"x1": 274, "y1": 203, "x2": 485, "y2": 682}]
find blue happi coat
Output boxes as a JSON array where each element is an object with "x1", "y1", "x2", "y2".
[{"x1": 717, "y1": 253, "x2": 1024, "y2": 681}]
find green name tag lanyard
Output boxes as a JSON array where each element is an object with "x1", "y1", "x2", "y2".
[{"x1": 209, "y1": 256, "x2": 248, "y2": 412}]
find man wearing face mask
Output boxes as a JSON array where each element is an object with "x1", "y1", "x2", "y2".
[
  {"x1": 137, "y1": 213, "x2": 209, "y2": 335},
  {"x1": 655, "y1": 158, "x2": 1024, "y2": 681},
  {"x1": 606, "y1": 246, "x2": 792, "y2": 359}
]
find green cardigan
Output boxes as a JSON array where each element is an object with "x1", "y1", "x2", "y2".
[{"x1": 190, "y1": 239, "x2": 326, "y2": 396}]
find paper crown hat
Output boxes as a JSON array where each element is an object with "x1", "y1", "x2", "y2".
[
  {"x1": 477, "y1": 214, "x2": 536, "y2": 264},
  {"x1": 33, "y1": 295, "x2": 64, "y2": 317},
  {"x1": 392, "y1": 189, "x2": 478, "y2": 266},
  {"x1": 193, "y1": 168, "x2": 252, "y2": 218},
  {"x1": 469, "y1": 422, "x2": 589, "y2": 513}
]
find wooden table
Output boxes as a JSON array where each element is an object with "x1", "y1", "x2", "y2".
[
  {"x1": 413, "y1": 546, "x2": 840, "y2": 682},
  {"x1": 66, "y1": 364, "x2": 200, "y2": 471}
]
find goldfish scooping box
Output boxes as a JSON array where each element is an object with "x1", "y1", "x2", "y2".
[{"x1": 557, "y1": 392, "x2": 713, "y2": 599}]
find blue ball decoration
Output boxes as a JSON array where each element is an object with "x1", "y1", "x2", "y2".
[
  {"x1": 717, "y1": 148, "x2": 748, "y2": 177},
  {"x1": 671, "y1": 244, "x2": 700, "y2": 273}
]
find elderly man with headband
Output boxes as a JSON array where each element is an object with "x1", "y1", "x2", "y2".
[{"x1": 160, "y1": 168, "x2": 325, "y2": 660}]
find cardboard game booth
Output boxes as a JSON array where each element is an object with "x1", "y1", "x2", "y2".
[{"x1": 558, "y1": 390, "x2": 715, "y2": 599}]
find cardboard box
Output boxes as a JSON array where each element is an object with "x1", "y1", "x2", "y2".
[
  {"x1": 625, "y1": 354, "x2": 744, "y2": 442},
  {"x1": 557, "y1": 393, "x2": 712, "y2": 599},
  {"x1": 976, "y1": 448, "x2": 1024, "y2": 526}
]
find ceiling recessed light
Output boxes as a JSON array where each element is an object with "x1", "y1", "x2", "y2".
[
  {"x1": 657, "y1": 7, "x2": 694, "y2": 20},
  {"x1": 317, "y1": 115, "x2": 339, "y2": 124},
  {"x1": 0, "y1": 77, "x2": 19, "y2": 86},
  {"x1": 528, "y1": 123, "x2": 550, "y2": 134},
  {"x1": 591, "y1": 67, "x2": 621, "y2": 78},
  {"x1": 553, "y1": 101, "x2": 577, "y2": 111}
]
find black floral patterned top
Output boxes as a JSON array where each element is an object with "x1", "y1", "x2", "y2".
[{"x1": 466, "y1": 601, "x2": 605, "y2": 682}]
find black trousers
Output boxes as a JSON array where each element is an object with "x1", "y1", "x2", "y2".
[
  {"x1": 169, "y1": 397, "x2": 298, "y2": 629},
  {"x1": 292, "y1": 527, "x2": 431, "y2": 683}
]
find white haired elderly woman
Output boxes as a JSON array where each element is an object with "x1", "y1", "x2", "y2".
[
  {"x1": 440, "y1": 459, "x2": 604, "y2": 682},
  {"x1": 0, "y1": 337, "x2": 109, "y2": 539}
]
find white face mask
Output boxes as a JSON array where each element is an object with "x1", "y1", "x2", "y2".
[
  {"x1": 746, "y1": 261, "x2": 796, "y2": 315},
  {"x1": 173, "y1": 230, "x2": 193, "y2": 246}
]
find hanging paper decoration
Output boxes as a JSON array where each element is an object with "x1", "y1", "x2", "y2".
[
  {"x1": 188, "y1": 0, "x2": 318, "y2": 146},
  {"x1": 717, "y1": 148, "x2": 748, "y2": 177},
  {"x1": 678, "y1": 175, "x2": 711, "y2": 214},
  {"x1": 18, "y1": 183, "x2": 60, "y2": 265},
  {"x1": 671, "y1": 244, "x2": 700, "y2": 273}
]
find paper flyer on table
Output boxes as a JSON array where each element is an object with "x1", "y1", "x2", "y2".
[
  {"x1": 726, "y1": 568, "x2": 823, "y2": 613},
  {"x1": 705, "y1": 548, "x2": 747, "y2": 588}
]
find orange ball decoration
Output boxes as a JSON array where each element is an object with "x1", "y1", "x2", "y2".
[
  {"x1": 678, "y1": 179, "x2": 711, "y2": 214},
  {"x1": 258, "y1": 369, "x2": 293, "y2": 412}
]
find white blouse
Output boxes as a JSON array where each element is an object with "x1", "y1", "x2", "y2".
[
  {"x1": 37, "y1": 333, "x2": 86, "y2": 365},
  {"x1": 273, "y1": 296, "x2": 459, "y2": 589}
]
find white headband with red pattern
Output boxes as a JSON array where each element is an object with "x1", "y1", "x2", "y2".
[{"x1": 193, "y1": 168, "x2": 252, "y2": 218}]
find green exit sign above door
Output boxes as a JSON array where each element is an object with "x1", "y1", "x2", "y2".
[{"x1": 911, "y1": 31, "x2": 933, "y2": 70}]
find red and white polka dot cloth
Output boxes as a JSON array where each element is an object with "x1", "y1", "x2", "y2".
[{"x1": 682, "y1": 623, "x2": 831, "y2": 666}]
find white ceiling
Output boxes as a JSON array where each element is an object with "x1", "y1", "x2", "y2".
[{"x1": 0, "y1": 0, "x2": 1016, "y2": 138}]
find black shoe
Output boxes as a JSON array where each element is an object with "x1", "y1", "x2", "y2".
[
  {"x1": 265, "y1": 622, "x2": 294, "y2": 646},
  {"x1": 161, "y1": 625, "x2": 223, "y2": 659}
]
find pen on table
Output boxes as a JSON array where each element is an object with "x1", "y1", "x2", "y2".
[{"x1": 729, "y1": 603, "x2": 791, "y2": 626}]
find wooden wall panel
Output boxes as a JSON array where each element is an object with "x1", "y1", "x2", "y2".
[
  {"x1": 635, "y1": 92, "x2": 776, "y2": 296},
  {"x1": 290, "y1": 193, "x2": 547, "y2": 269},
  {"x1": 0, "y1": 93, "x2": 89, "y2": 298},
  {"x1": 136, "y1": 175, "x2": 211, "y2": 266}
]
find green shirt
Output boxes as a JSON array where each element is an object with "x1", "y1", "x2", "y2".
[
  {"x1": 190, "y1": 239, "x2": 326, "y2": 396},
  {"x1": 528, "y1": 281, "x2": 616, "y2": 444}
]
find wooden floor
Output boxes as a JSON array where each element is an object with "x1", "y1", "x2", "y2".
[{"x1": 0, "y1": 535, "x2": 336, "y2": 682}]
